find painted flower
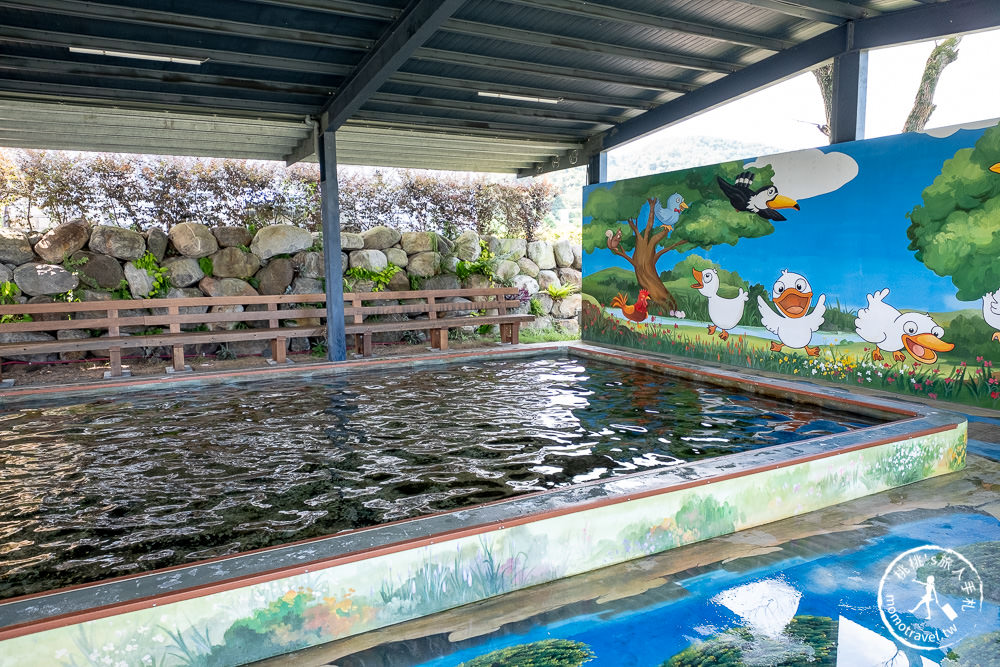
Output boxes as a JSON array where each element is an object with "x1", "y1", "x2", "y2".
[
  {"x1": 991, "y1": 391, "x2": 999, "y2": 400},
  {"x1": 54, "y1": 649, "x2": 68, "y2": 659},
  {"x1": 928, "y1": 393, "x2": 938, "y2": 399}
]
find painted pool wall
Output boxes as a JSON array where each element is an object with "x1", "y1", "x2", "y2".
[
  {"x1": 581, "y1": 117, "x2": 1000, "y2": 409},
  {"x1": 0, "y1": 418, "x2": 966, "y2": 666}
]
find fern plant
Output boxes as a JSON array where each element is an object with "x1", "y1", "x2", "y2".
[
  {"x1": 545, "y1": 282, "x2": 578, "y2": 300},
  {"x1": 344, "y1": 264, "x2": 400, "y2": 292},
  {"x1": 0, "y1": 281, "x2": 31, "y2": 324},
  {"x1": 133, "y1": 251, "x2": 171, "y2": 298}
]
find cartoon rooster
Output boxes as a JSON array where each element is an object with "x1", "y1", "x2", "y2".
[
  {"x1": 856, "y1": 288, "x2": 953, "y2": 362},
  {"x1": 611, "y1": 289, "x2": 651, "y2": 323},
  {"x1": 758, "y1": 270, "x2": 825, "y2": 356},
  {"x1": 692, "y1": 267, "x2": 747, "y2": 340},
  {"x1": 717, "y1": 171, "x2": 799, "y2": 221}
]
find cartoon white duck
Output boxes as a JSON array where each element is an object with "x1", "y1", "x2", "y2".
[
  {"x1": 855, "y1": 288, "x2": 954, "y2": 362},
  {"x1": 982, "y1": 289, "x2": 1000, "y2": 343},
  {"x1": 692, "y1": 267, "x2": 747, "y2": 340},
  {"x1": 758, "y1": 270, "x2": 826, "y2": 356}
]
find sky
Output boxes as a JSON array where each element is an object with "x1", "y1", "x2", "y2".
[
  {"x1": 585, "y1": 29, "x2": 1000, "y2": 314},
  {"x1": 607, "y1": 28, "x2": 1000, "y2": 181}
]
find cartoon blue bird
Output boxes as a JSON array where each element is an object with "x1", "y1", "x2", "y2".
[{"x1": 653, "y1": 193, "x2": 688, "y2": 233}]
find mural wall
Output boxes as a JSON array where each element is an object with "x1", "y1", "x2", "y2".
[{"x1": 582, "y1": 119, "x2": 1000, "y2": 409}]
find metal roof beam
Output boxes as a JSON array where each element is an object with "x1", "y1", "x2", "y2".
[
  {"x1": 336, "y1": 156, "x2": 522, "y2": 173},
  {"x1": 415, "y1": 49, "x2": 697, "y2": 93},
  {"x1": 339, "y1": 124, "x2": 583, "y2": 149},
  {"x1": 321, "y1": 0, "x2": 467, "y2": 131},
  {"x1": 0, "y1": 121, "x2": 306, "y2": 146},
  {"x1": 0, "y1": 25, "x2": 355, "y2": 76},
  {"x1": 286, "y1": 0, "x2": 466, "y2": 164},
  {"x1": 0, "y1": 77, "x2": 321, "y2": 116},
  {"x1": 390, "y1": 71, "x2": 659, "y2": 110},
  {"x1": 338, "y1": 147, "x2": 536, "y2": 166},
  {"x1": 0, "y1": 55, "x2": 342, "y2": 99},
  {"x1": 520, "y1": 0, "x2": 1000, "y2": 177},
  {"x1": 350, "y1": 110, "x2": 588, "y2": 137},
  {"x1": 0, "y1": 137, "x2": 289, "y2": 160},
  {"x1": 251, "y1": 0, "x2": 398, "y2": 21},
  {"x1": 442, "y1": 19, "x2": 742, "y2": 73},
  {"x1": 0, "y1": 101, "x2": 311, "y2": 136},
  {"x1": 724, "y1": 0, "x2": 875, "y2": 23},
  {"x1": 501, "y1": 0, "x2": 795, "y2": 51},
  {"x1": 0, "y1": 1, "x2": 375, "y2": 53},
  {"x1": 369, "y1": 93, "x2": 624, "y2": 125}
]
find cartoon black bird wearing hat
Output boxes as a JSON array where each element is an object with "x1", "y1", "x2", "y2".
[{"x1": 717, "y1": 171, "x2": 799, "y2": 221}]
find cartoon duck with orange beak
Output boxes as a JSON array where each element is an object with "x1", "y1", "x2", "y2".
[
  {"x1": 692, "y1": 267, "x2": 747, "y2": 340},
  {"x1": 856, "y1": 288, "x2": 954, "y2": 362},
  {"x1": 758, "y1": 270, "x2": 826, "y2": 356}
]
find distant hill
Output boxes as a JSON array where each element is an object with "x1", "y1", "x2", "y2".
[{"x1": 607, "y1": 135, "x2": 786, "y2": 181}]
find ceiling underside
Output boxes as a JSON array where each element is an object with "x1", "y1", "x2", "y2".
[{"x1": 0, "y1": 0, "x2": 995, "y2": 174}]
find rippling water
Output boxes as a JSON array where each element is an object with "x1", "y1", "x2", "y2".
[{"x1": 0, "y1": 357, "x2": 879, "y2": 598}]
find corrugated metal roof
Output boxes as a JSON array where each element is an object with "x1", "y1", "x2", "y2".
[{"x1": 0, "y1": 0, "x2": 988, "y2": 173}]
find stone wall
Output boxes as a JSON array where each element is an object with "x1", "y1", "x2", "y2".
[{"x1": 0, "y1": 221, "x2": 581, "y2": 358}]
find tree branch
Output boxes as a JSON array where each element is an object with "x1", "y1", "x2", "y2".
[
  {"x1": 610, "y1": 245, "x2": 635, "y2": 267},
  {"x1": 649, "y1": 226, "x2": 672, "y2": 247},
  {"x1": 627, "y1": 217, "x2": 639, "y2": 237},
  {"x1": 642, "y1": 198, "x2": 657, "y2": 240},
  {"x1": 656, "y1": 240, "x2": 687, "y2": 258},
  {"x1": 904, "y1": 36, "x2": 961, "y2": 133}
]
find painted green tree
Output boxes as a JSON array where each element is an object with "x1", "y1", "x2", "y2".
[
  {"x1": 583, "y1": 161, "x2": 778, "y2": 310},
  {"x1": 907, "y1": 121, "x2": 1000, "y2": 300}
]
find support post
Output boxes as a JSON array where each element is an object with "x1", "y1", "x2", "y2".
[
  {"x1": 829, "y1": 40, "x2": 867, "y2": 144},
  {"x1": 587, "y1": 151, "x2": 607, "y2": 185},
  {"x1": 319, "y1": 129, "x2": 347, "y2": 362}
]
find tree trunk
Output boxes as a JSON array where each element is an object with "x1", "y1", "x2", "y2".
[
  {"x1": 903, "y1": 37, "x2": 961, "y2": 133},
  {"x1": 812, "y1": 63, "x2": 834, "y2": 143},
  {"x1": 629, "y1": 202, "x2": 678, "y2": 311}
]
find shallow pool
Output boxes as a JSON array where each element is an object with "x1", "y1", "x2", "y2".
[{"x1": 0, "y1": 357, "x2": 880, "y2": 599}]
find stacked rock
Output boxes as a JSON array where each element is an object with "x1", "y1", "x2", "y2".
[{"x1": 0, "y1": 221, "x2": 583, "y2": 356}]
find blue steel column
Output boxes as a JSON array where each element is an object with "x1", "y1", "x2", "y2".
[
  {"x1": 319, "y1": 128, "x2": 347, "y2": 362},
  {"x1": 587, "y1": 151, "x2": 607, "y2": 185},
  {"x1": 829, "y1": 48, "x2": 868, "y2": 144}
]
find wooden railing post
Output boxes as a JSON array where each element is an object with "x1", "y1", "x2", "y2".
[
  {"x1": 167, "y1": 304, "x2": 189, "y2": 373},
  {"x1": 106, "y1": 306, "x2": 124, "y2": 378}
]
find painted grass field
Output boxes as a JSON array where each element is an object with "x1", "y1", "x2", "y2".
[{"x1": 581, "y1": 300, "x2": 1000, "y2": 409}]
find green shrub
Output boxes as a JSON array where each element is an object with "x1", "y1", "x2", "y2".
[{"x1": 546, "y1": 282, "x2": 578, "y2": 300}]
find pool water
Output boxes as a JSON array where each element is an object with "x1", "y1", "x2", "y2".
[{"x1": 0, "y1": 357, "x2": 880, "y2": 599}]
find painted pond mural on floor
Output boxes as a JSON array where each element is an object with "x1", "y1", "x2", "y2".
[
  {"x1": 321, "y1": 455, "x2": 1000, "y2": 667},
  {"x1": 581, "y1": 118, "x2": 1000, "y2": 409}
]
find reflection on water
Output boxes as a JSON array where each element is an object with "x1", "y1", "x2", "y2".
[{"x1": 0, "y1": 357, "x2": 879, "y2": 598}]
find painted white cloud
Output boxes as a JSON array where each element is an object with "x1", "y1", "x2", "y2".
[
  {"x1": 712, "y1": 578, "x2": 801, "y2": 638},
  {"x1": 836, "y1": 616, "x2": 909, "y2": 667},
  {"x1": 920, "y1": 117, "x2": 999, "y2": 138},
  {"x1": 744, "y1": 148, "x2": 858, "y2": 200}
]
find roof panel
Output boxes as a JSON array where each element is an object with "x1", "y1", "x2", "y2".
[{"x1": 0, "y1": 0, "x2": 990, "y2": 174}]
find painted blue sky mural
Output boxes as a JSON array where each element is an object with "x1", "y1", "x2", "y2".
[{"x1": 584, "y1": 122, "x2": 997, "y2": 314}]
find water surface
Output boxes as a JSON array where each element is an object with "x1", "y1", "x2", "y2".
[{"x1": 0, "y1": 357, "x2": 880, "y2": 598}]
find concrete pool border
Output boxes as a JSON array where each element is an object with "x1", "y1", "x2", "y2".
[{"x1": 0, "y1": 343, "x2": 967, "y2": 666}]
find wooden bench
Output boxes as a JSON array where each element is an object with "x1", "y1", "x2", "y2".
[
  {"x1": 343, "y1": 286, "x2": 534, "y2": 356},
  {"x1": 0, "y1": 294, "x2": 327, "y2": 382}
]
